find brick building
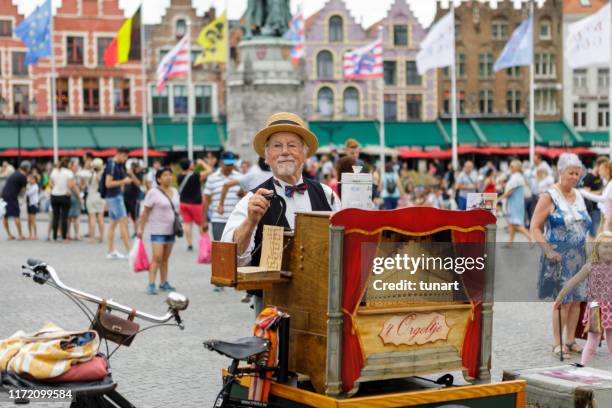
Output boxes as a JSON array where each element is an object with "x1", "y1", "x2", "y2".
[{"x1": 304, "y1": 0, "x2": 437, "y2": 122}]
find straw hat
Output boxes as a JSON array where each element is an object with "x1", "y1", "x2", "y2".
[
  {"x1": 92, "y1": 158, "x2": 104, "y2": 169},
  {"x1": 253, "y1": 112, "x2": 318, "y2": 158}
]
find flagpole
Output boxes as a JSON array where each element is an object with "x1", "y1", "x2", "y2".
[
  {"x1": 529, "y1": 0, "x2": 535, "y2": 166},
  {"x1": 140, "y1": 2, "x2": 148, "y2": 165},
  {"x1": 224, "y1": 3, "x2": 230, "y2": 144},
  {"x1": 50, "y1": 2, "x2": 58, "y2": 165},
  {"x1": 378, "y1": 26, "x2": 386, "y2": 184},
  {"x1": 187, "y1": 20, "x2": 194, "y2": 162},
  {"x1": 450, "y1": 2, "x2": 458, "y2": 170}
]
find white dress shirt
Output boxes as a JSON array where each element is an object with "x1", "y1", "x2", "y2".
[{"x1": 221, "y1": 176, "x2": 341, "y2": 265}]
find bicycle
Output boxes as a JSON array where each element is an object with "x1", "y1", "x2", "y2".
[{"x1": 0, "y1": 258, "x2": 189, "y2": 407}]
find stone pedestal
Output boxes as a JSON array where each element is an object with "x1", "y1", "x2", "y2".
[{"x1": 226, "y1": 37, "x2": 305, "y2": 162}]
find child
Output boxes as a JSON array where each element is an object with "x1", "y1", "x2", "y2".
[
  {"x1": 25, "y1": 174, "x2": 39, "y2": 240},
  {"x1": 554, "y1": 232, "x2": 612, "y2": 365}
]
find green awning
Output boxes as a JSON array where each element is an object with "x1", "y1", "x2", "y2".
[
  {"x1": 440, "y1": 120, "x2": 480, "y2": 145},
  {"x1": 386, "y1": 122, "x2": 446, "y2": 147},
  {"x1": 580, "y1": 131, "x2": 609, "y2": 147},
  {"x1": 535, "y1": 121, "x2": 578, "y2": 146},
  {"x1": 91, "y1": 123, "x2": 144, "y2": 149},
  {"x1": 0, "y1": 124, "x2": 41, "y2": 149},
  {"x1": 38, "y1": 124, "x2": 97, "y2": 149},
  {"x1": 153, "y1": 121, "x2": 222, "y2": 151},
  {"x1": 476, "y1": 120, "x2": 529, "y2": 146},
  {"x1": 309, "y1": 121, "x2": 379, "y2": 147}
]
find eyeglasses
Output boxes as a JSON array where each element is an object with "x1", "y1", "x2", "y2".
[{"x1": 266, "y1": 142, "x2": 303, "y2": 153}]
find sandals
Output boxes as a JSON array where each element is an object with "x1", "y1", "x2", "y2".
[
  {"x1": 566, "y1": 341, "x2": 583, "y2": 353},
  {"x1": 553, "y1": 345, "x2": 571, "y2": 358}
]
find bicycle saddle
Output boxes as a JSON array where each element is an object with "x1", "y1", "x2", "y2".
[{"x1": 204, "y1": 337, "x2": 270, "y2": 360}]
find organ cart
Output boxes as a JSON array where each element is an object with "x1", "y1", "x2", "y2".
[{"x1": 210, "y1": 207, "x2": 526, "y2": 407}]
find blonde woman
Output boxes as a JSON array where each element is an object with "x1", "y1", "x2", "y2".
[
  {"x1": 499, "y1": 160, "x2": 533, "y2": 244},
  {"x1": 86, "y1": 158, "x2": 106, "y2": 243}
]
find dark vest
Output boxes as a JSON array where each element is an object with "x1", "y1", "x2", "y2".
[{"x1": 250, "y1": 177, "x2": 332, "y2": 266}]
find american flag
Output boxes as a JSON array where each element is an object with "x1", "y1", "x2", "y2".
[
  {"x1": 343, "y1": 39, "x2": 383, "y2": 80},
  {"x1": 285, "y1": 6, "x2": 304, "y2": 65},
  {"x1": 156, "y1": 35, "x2": 190, "y2": 92}
]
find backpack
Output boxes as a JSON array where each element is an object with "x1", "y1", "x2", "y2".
[
  {"x1": 386, "y1": 176, "x2": 397, "y2": 194},
  {"x1": 97, "y1": 161, "x2": 113, "y2": 199}
]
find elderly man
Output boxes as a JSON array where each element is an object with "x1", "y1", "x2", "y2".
[{"x1": 222, "y1": 112, "x2": 340, "y2": 310}]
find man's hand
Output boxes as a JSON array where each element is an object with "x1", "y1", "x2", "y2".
[
  {"x1": 122, "y1": 176, "x2": 132, "y2": 185},
  {"x1": 247, "y1": 188, "x2": 272, "y2": 225},
  {"x1": 200, "y1": 222, "x2": 208, "y2": 233},
  {"x1": 216, "y1": 203, "x2": 224, "y2": 215}
]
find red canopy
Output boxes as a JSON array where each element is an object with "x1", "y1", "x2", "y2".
[{"x1": 129, "y1": 149, "x2": 167, "y2": 157}]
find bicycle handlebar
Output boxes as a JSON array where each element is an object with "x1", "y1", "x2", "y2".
[{"x1": 22, "y1": 259, "x2": 183, "y2": 325}]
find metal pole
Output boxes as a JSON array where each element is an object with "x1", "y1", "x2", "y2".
[
  {"x1": 224, "y1": 3, "x2": 230, "y2": 143},
  {"x1": 450, "y1": 3, "x2": 458, "y2": 170},
  {"x1": 529, "y1": 0, "x2": 535, "y2": 166},
  {"x1": 609, "y1": 0, "x2": 612, "y2": 159},
  {"x1": 187, "y1": 20, "x2": 194, "y2": 161},
  {"x1": 140, "y1": 2, "x2": 148, "y2": 165},
  {"x1": 378, "y1": 26, "x2": 386, "y2": 184},
  {"x1": 50, "y1": 1, "x2": 58, "y2": 165},
  {"x1": 18, "y1": 110, "x2": 21, "y2": 164}
]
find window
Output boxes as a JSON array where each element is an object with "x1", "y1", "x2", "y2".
[
  {"x1": 406, "y1": 94, "x2": 421, "y2": 120},
  {"x1": 535, "y1": 89, "x2": 557, "y2": 115},
  {"x1": 151, "y1": 86, "x2": 169, "y2": 115},
  {"x1": 343, "y1": 87, "x2": 359, "y2": 117},
  {"x1": 573, "y1": 69, "x2": 587, "y2": 91},
  {"x1": 573, "y1": 103, "x2": 587, "y2": 128},
  {"x1": 317, "y1": 87, "x2": 334, "y2": 117},
  {"x1": 67, "y1": 36, "x2": 84, "y2": 65},
  {"x1": 316, "y1": 51, "x2": 333, "y2": 79},
  {"x1": 329, "y1": 16, "x2": 343, "y2": 42},
  {"x1": 443, "y1": 53, "x2": 465, "y2": 78},
  {"x1": 405, "y1": 61, "x2": 421, "y2": 85},
  {"x1": 97, "y1": 37, "x2": 113, "y2": 65},
  {"x1": 173, "y1": 85, "x2": 188, "y2": 114},
  {"x1": 159, "y1": 49, "x2": 169, "y2": 61},
  {"x1": 540, "y1": 19, "x2": 551, "y2": 40},
  {"x1": 479, "y1": 89, "x2": 493, "y2": 114},
  {"x1": 535, "y1": 53, "x2": 555, "y2": 78},
  {"x1": 598, "y1": 103, "x2": 609, "y2": 128},
  {"x1": 506, "y1": 89, "x2": 521, "y2": 113},
  {"x1": 443, "y1": 91, "x2": 465, "y2": 115},
  {"x1": 12, "y1": 85, "x2": 29, "y2": 114},
  {"x1": 394, "y1": 25, "x2": 408, "y2": 46},
  {"x1": 0, "y1": 19, "x2": 12, "y2": 37},
  {"x1": 507, "y1": 66, "x2": 521, "y2": 78},
  {"x1": 195, "y1": 85, "x2": 212, "y2": 116},
  {"x1": 56, "y1": 78, "x2": 69, "y2": 113},
  {"x1": 176, "y1": 19, "x2": 187, "y2": 39},
  {"x1": 82, "y1": 78, "x2": 99, "y2": 112},
  {"x1": 492, "y1": 19, "x2": 508, "y2": 40},
  {"x1": 384, "y1": 61, "x2": 396, "y2": 85},
  {"x1": 598, "y1": 69, "x2": 609, "y2": 91},
  {"x1": 455, "y1": 20, "x2": 461, "y2": 41},
  {"x1": 384, "y1": 94, "x2": 397, "y2": 121},
  {"x1": 478, "y1": 53, "x2": 493, "y2": 78},
  {"x1": 113, "y1": 78, "x2": 130, "y2": 112},
  {"x1": 12, "y1": 52, "x2": 27, "y2": 76}
]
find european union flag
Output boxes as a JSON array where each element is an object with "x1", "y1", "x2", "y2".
[{"x1": 15, "y1": 0, "x2": 52, "y2": 65}]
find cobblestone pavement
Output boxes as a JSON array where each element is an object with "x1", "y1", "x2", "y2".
[{"x1": 0, "y1": 217, "x2": 609, "y2": 407}]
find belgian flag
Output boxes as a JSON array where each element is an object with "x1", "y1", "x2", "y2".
[{"x1": 104, "y1": 7, "x2": 141, "y2": 66}]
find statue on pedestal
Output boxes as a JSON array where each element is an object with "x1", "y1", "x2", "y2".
[{"x1": 244, "y1": 0, "x2": 291, "y2": 39}]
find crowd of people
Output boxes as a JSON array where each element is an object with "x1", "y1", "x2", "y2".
[{"x1": 1, "y1": 135, "x2": 611, "y2": 364}]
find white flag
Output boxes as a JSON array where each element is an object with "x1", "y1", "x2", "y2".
[
  {"x1": 416, "y1": 11, "x2": 454, "y2": 75},
  {"x1": 565, "y1": 3, "x2": 610, "y2": 69}
]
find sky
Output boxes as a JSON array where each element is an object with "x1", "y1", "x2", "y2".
[{"x1": 13, "y1": 0, "x2": 543, "y2": 30}]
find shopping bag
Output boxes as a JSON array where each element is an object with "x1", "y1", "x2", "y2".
[
  {"x1": 134, "y1": 239, "x2": 150, "y2": 272},
  {"x1": 198, "y1": 234, "x2": 212, "y2": 264},
  {"x1": 128, "y1": 239, "x2": 139, "y2": 271},
  {"x1": 0, "y1": 199, "x2": 6, "y2": 219}
]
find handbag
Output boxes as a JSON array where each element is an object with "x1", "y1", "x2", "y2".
[
  {"x1": 91, "y1": 301, "x2": 140, "y2": 347},
  {"x1": 158, "y1": 187, "x2": 184, "y2": 238},
  {"x1": 585, "y1": 302, "x2": 602, "y2": 335}
]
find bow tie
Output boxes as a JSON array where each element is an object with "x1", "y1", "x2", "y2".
[{"x1": 274, "y1": 180, "x2": 308, "y2": 198}]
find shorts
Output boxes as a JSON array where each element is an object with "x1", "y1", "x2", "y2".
[
  {"x1": 179, "y1": 202, "x2": 203, "y2": 225},
  {"x1": 27, "y1": 204, "x2": 39, "y2": 215},
  {"x1": 124, "y1": 198, "x2": 140, "y2": 221},
  {"x1": 150, "y1": 234, "x2": 175, "y2": 244},
  {"x1": 106, "y1": 195, "x2": 127, "y2": 221},
  {"x1": 3, "y1": 198, "x2": 19, "y2": 218}
]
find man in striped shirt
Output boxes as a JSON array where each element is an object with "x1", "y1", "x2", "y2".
[{"x1": 202, "y1": 151, "x2": 242, "y2": 242}]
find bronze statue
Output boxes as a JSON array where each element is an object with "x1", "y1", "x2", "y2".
[{"x1": 244, "y1": 0, "x2": 291, "y2": 39}]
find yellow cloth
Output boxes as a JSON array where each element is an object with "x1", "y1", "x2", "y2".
[
  {"x1": 0, "y1": 323, "x2": 99, "y2": 380},
  {"x1": 116, "y1": 16, "x2": 134, "y2": 64},
  {"x1": 195, "y1": 13, "x2": 227, "y2": 64}
]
